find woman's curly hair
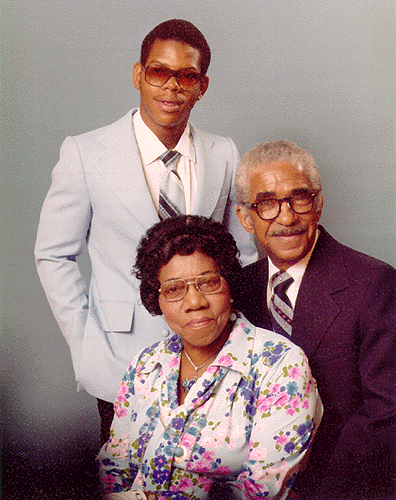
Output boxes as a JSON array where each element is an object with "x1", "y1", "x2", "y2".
[{"x1": 134, "y1": 215, "x2": 242, "y2": 316}]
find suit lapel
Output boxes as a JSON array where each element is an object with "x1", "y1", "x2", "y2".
[
  {"x1": 292, "y1": 228, "x2": 349, "y2": 359},
  {"x1": 191, "y1": 126, "x2": 227, "y2": 216},
  {"x1": 94, "y1": 109, "x2": 159, "y2": 229}
]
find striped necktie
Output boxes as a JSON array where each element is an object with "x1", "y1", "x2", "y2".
[
  {"x1": 158, "y1": 150, "x2": 184, "y2": 219},
  {"x1": 269, "y1": 271, "x2": 294, "y2": 336}
]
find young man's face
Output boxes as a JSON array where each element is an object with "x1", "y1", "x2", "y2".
[
  {"x1": 133, "y1": 39, "x2": 208, "y2": 140},
  {"x1": 237, "y1": 161, "x2": 323, "y2": 270}
]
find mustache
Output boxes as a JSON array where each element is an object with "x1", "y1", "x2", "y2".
[{"x1": 270, "y1": 227, "x2": 306, "y2": 237}]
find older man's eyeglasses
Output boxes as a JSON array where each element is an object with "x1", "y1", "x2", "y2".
[
  {"x1": 144, "y1": 65, "x2": 202, "y2": 91},
  {"x1": 244, "y1": 192, "x2": 319, "y2": 221},
  {"x1": 159, "y1": 272, "x2": 224, "y2": 302}
]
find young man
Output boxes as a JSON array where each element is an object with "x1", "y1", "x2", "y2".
[
  {"x1": 34, "y1": 19, "x2": 257, "y2": 444},
  {"x1": 234, "y1": 139, "x2": 396, "y2": 499}
]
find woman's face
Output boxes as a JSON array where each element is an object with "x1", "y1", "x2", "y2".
[{"x1": 158, "y1": 251, "x2": 232, "y2": 351}]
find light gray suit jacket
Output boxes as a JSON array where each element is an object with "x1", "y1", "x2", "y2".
[{"x1": 35, "y1": 109, "x2": 257, "y2": 402}]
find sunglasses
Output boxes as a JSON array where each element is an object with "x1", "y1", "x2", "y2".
[{"x1": 144, "y1": 65, "x2": 202, "y2": 91}]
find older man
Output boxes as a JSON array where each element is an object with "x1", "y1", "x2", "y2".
[{"x1": 235, "y1": 140, "x2": 396, "y2": 499}]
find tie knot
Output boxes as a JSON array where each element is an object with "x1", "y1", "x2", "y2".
[
  {"x1": 159, "y1": 150, "x2": 181, "y2": 168},
  {"x1": 272, "y1": 271, "x2": 294, "y2": 291}
]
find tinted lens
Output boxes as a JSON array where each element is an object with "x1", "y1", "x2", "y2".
[
  {"x1": 196, "y1": 274, "x2": 222, "y2": 294},
  {"x1": 145, "y1": 66, "x2": 171, "y2": 86},
  {"x1": 161, "y1": 280, "x2": 186, "y2": 300},
  {"x1": 177, "y1": 71, "x2": 201, "y2": 89},
  {"x1": 145, "y1": 66, "x2": 201, "y2": 89}
]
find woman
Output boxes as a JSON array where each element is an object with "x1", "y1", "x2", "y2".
[{"x1": 98, "y1": 216, "x2": 322, "y2": 500}]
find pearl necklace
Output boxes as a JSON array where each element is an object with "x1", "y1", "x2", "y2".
[{"x1": 181, "y1": 350, "x2": 218, "y2": 393}]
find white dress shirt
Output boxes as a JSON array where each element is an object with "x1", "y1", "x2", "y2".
[
  {"x1": 267, "y1": 229, "x2": 320, "y2": 309},
  {"x1": 133, "y1": 109, "x2": 197, "y2": 214}
]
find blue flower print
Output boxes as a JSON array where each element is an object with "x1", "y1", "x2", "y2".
[
  {"x1": 152, "y1": 467, "x2": 168, "y2": 484},
  {"x1": 171, "y1": 417, "x2": 185, "y2": 431},
  {"x1": 154, "y1": 455, "x2": 167, "y2": 468},
  {"x1": 284, "y1": 441, "x2": 295, "y2": 453},
  {"x1": 286, "y1": 381, "x2": 299, "y2": 397},
  {"x1": 168, "y1": 341, "x2": 181, "y2": 353}
]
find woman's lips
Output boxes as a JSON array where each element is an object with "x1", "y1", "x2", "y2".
[{"x1": 187, "y1": 317, "x2": 213, "y2": 329}]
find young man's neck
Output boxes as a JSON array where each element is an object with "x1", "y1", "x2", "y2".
[
  {"x1": 156, "y1": 125, "x2": 185, "y2": 150},
  {"x1": 140, "y1": 112, "x2": 188, "y2": 150}
]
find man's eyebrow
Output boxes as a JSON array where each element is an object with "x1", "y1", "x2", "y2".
[
  {"x1": 255, "y1": 191, "x2": 276, "y2": 200},
  {"x1": 148, "y1": 61, "x2": 199, "y2": 71},
  {"x1": 255, "y1": 187, "x2": 312, "y2": 201}
]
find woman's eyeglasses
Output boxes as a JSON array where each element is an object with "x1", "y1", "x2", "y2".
[{"x1": 159, "y1": 272, "x2": 223, "y2": 301}]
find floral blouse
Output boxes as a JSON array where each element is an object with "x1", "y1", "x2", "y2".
[{"x1": 97, "y1": 313, "x2": 323, "y2": 499}]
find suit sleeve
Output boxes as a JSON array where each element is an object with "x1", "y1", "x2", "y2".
[
  {"x1": 319, "y1": 265, "x2": 396, "y2": 495},
  {"x1": 223, "y1": 138, "x2": 258, "y2": 267},
  {"x1": 34, "y1": 136, "x2": 92, "y2": 374}
]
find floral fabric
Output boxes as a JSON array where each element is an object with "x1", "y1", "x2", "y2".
[{"x1": 97, "y1": 313, "x2": 323, "y2": 499}]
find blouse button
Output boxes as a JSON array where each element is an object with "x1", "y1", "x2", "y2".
[
  {"x1": 174, "y1": 445, "x2": 188, "y2": 463},
  {"x1": 174, "y1": 446, "x2": 184, "y2": 457}
]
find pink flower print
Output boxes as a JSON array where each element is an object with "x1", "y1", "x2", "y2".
[
  {"x1": 103, "y1": 474, "x2": 117, "y2": 492},
  {"x1": 169, "y1": 356, "x2": 179, "y2": 368},
  {"x1": 206, "y1": 365, "x2": 217, "y2": 374},
  {"x1": 236, "y1": 479, "x2": 267, "y2": 497},
  {"x1": 276, "y1": 434, "x2": 288, "y2": 446},
  {"x1": 230, "y1": 424, "x2": 243, "y2": 440},
  {"x1": 288, "y1": 366, "x2": 301, "y2": 379},
  {"x1": 134, "y1": 470, "x2": 145, "y2": 486},
  {"x1": 202, "y1": 450, "x2": 216, "y2": 461},
  {"x1": 291, "y1": 396, "x2": 300, "y2": 409},
  {"x1": 173, "y1": 477, "x2": 194, "y2": 491},
  {"x1": 195, "y1": 476, "x2": 212, "y2": 492},
  {"x1": 275, "y1": 393, "x2": 290, "y2": 407},
  {"x1": 215, "y1": 465, "x2": 232, "y2": 476},
  {"x1": 115, "y1": 405, "x2": 127, "y2": 418},
  {"x1": 306, "y1": 380, "x2": 312, "y2": 395},
  {"x1": 249, "y1": 446, "x2": 267, "y2": 461},
  {"x1": 115, "y1": 433, "x2": 129, "y2": 455},
  {"x1": 257, "y1": 394, "x2": 275, "y2": 413},
  {"x1": 286, "y1": 407, "x2": 296, "y2": 416},
  {"x1": 214, "y1": 425, "x2": 229, "y2": 439},
  {"x1": 200, "y1": 434, "x2": 216, "y2": 448},
  {"x1": 218, "y1": 355, "x2": 233, "y2": 366},
  {"x1": 180, "y1": 432, "x2": 196, "y2": 448},
  {"x1": 302, "y1": 399, "x2": 310, "y2": 409},
  {"x1": 116, "y1": 382, "x2": 129, "y2": 405},
  {"x1": 269, "y1": 383, "x2": 280, "y2": 395},
  {"x1": 195, "y1": 451, "x2": 216, "y2": 473}
]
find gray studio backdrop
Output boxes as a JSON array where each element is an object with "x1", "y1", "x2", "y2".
[{"x1": 1, "y1": 1, "x2": 395, "y2": 498}]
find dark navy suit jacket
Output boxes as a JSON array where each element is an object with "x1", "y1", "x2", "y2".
[{"x1": 236, "y1": 226, "x2": 396, "y2": 499}]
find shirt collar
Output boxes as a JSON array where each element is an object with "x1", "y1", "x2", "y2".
[
  {"x1": 133, "y1": 108, "x2": 195, "y2": 165},
  {"x1": 268, "y1": 228, "x2": 320, "y2": 282}
]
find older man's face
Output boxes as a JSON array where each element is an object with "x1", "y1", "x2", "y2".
[{"x1": 237, "y1": 161, "x2": 323, "y2": 270}]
